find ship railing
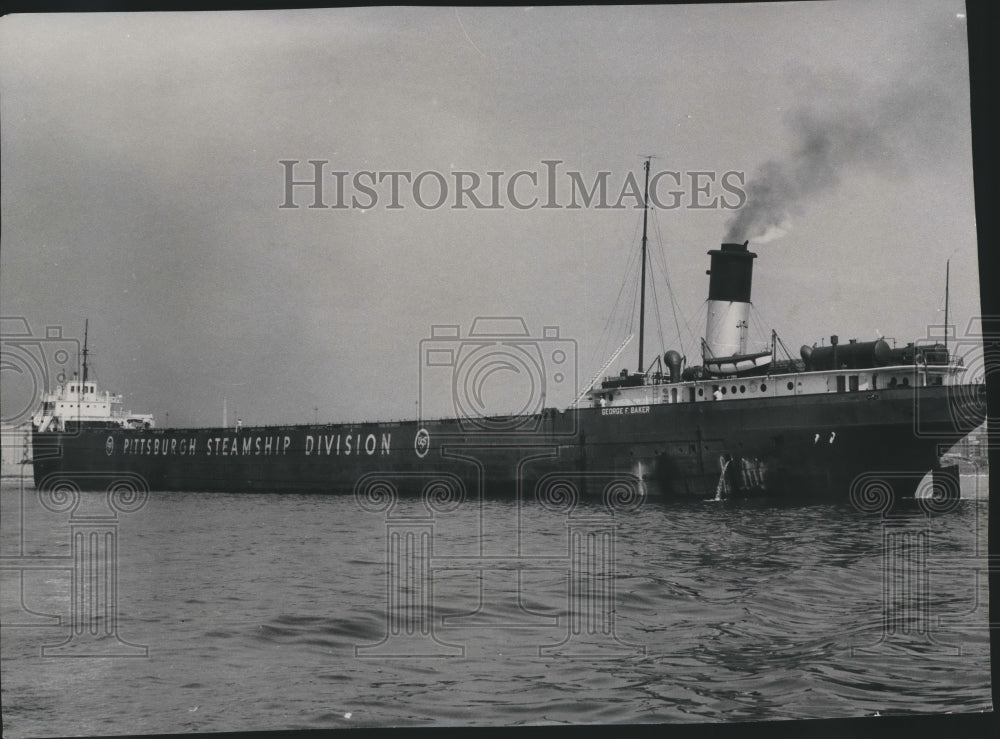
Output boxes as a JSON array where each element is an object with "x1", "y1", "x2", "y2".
[
  {"x1": 109, "y1": 409, "x2": 153, "y2": 420},
  {"x1": 177, "y1": 408, "x2": 576, "y2": 432}
]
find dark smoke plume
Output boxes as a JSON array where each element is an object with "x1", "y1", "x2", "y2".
[
  {"x1": 724, "y1": 107, "x2": 892, "y2": 243},
  {"x1": 725, "y1": 21, "x2": 962, "y2": 245}
]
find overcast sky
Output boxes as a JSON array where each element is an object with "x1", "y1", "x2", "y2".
[{"x1": 0, "y1": 2, "x2": 978, "y2": 427}]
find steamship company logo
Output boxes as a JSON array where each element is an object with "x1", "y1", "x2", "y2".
[
  {"x1": 105, "y1": 436, "x2": 115, "y2": 455},
  {"x1": 414, "y1": 428, "x2": 430, "y2": 458}
]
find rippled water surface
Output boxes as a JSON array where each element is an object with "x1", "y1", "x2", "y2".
[{"x1": 0, "y1": 473, "x2": 991, "y2": 736}]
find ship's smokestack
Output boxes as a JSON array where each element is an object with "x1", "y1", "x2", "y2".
[{"x1": 703, "y1": 240, "x2": 757, "y2": 361}]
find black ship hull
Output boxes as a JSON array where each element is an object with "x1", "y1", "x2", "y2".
[{"x1": 31, "y1": 384, "x2": 984, "y2": 506}]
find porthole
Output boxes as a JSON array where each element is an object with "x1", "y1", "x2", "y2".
[
  {"x1": 902, "y1": 377, "x2": 910, "y2": 387},
  {"x1": 698, "y1": 388, "x2": 704, "y2": 397},
  {"x1": 721, "y1": 387, "x2": 727, "y2": 395},
  {"x1": 739, "y1": 385, "x2": 746, "y2": 394},
  {"x1": 761, "y1": 384, "x2": 767, "y2": 392},
  {"x1": 731, "y1": 386, "x2": 737, "y2": 394},
  {"x1": 787, "y1": 382, "x2": 793, "y2": 391}
]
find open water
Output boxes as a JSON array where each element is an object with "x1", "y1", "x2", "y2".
[{"x1": 0, "y1": 471, "x2": 991, "y2": 736}]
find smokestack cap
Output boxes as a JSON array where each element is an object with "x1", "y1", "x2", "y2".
[
  {"x1": 706, "y1": 242, "x2": 758, "y2": 303},
  {"x1": 711, "y1": 241, "x2": 758, "y2": 257}
]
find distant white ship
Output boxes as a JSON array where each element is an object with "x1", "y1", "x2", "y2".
[{"x1": 30, "y1": 320, "x2": 154, "y2": 433}]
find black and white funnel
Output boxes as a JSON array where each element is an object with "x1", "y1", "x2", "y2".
[{"x1": 703, "y1": 241, "x2": 757, "y2": 361}]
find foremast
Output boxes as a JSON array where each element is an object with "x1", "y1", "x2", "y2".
[{"x1": 638, "y1": 157, "x2": 650, "y2": 373}]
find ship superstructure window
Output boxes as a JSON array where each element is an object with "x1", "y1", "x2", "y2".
[
  {"x1": 836, "y1": 376, "x2": 846, "y2": 393},
  {"x1": 849, "y1": 375, "x2": 859, "y2": 392}
]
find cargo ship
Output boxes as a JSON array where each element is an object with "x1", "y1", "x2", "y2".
[{"x1": 29, "y1": 164, "x2": 986, "y2": 506}]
